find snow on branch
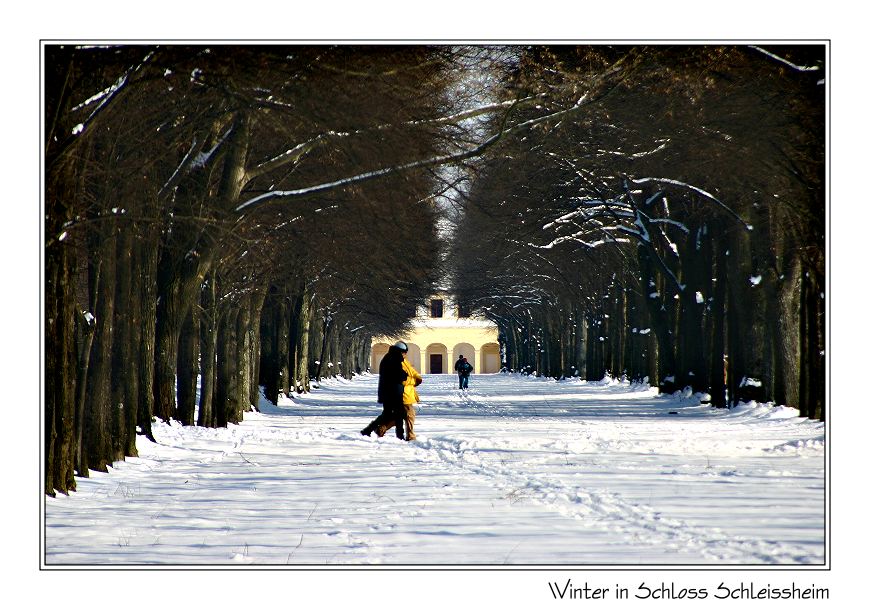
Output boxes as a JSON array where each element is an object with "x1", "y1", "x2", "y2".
[
  {"x1": 530, "y1": 230, "x2": 629, "y2": 251},
  {"x1": 158, "y1": 137, "x2": 199, "y2": 197},
  {"x1": 236, "y1": 94, "x2": 595, "y2": 213},
  {"x1": 158, "y1": 125, "x2": 235, "y2": 198},
  {"x1": 630, "y1": 177, "x2": 750, "y2": 229},
  {"x1": 245, "y1": 95, "x2": 547, "y2": 185},
  {"x1": 70, "y1": 50, "x2": 155, "y2": 137},
  {"x1": 596, "y1": 139, "x2": 670, "y2": 159},
  {"x1": 192, "y1": 125, "x2": 234, "y2": 169},
  {"x1": 71, "y1": 76, "x2": 128, "y2": 113},
  {"x1": 541, "y1": 198, "x2": 631, "y2": 230},
  {"x1": 416, "y1": 95, "x2": 545, "y2": 127},
  {"x1": 247, "y1": 135, "x2": 327, "y2": 182},
  {"x1": 648, "y1": 217, "x2": 690, "y2": 234},
  {"x1": 748, "y1": 46, "x2": 821, "y2": 72}
]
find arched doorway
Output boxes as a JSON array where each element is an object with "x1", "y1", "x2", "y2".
[
  {"x1": 452, "y1": 342, "x2": 475, "y2": 372},
  {"x1": 370, "y1": 343, "x2": 390, "y2": 372},
  {"x1": 425, "y1": 343, "x2": 448, "y2": 374},
  {"x1": 480, "y1": 342, "x2": 501, "y2": 373},
  {"x1": 406, "y1": 343, "x2": 422, "y2": 372}
]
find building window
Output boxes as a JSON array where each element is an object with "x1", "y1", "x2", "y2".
[
  {"x1": 457, "y1": 301, "x2": 471, "y2": 318},
  {"x1": 430, "y1": 299, "x2": 444, "y2": 318}
]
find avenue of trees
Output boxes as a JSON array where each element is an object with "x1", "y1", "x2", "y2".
[
  {"x1": 45, "y1": 44, "x2": 826, "y2": 497},
  {"x1": 449, "y1": 45, "x2": 825, "y2": 419},
  {"x1": 45, "y1": 45, "x2": 479, "y2": 496}
]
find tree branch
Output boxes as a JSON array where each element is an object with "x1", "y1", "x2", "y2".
[
  {"x1": 236, "y1": 94, "x2": 594, "y2": 212},
  {"x1": 747, "y1": 46, "x2": 821, "y2": 72}
]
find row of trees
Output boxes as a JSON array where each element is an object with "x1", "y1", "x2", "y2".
[
  {"x1": 45, "y1": 44, "x2": 826, "y2": 497},
  {"x1": 450, "y1": 45, "x2": 825, "y2": 419},
  {"x1": 44, "y1": 45, "x2": 512, "y2": 496}
]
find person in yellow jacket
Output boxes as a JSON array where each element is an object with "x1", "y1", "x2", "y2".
[
  {"x1": 362, "y1": 341, "x2": 423, "y2": 441},
  {"x1": 399, "y1": 351, "x2": 423, "y2": 441}
]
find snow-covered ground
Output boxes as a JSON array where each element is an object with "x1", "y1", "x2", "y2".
[{"x1": 43, "y1": 373, "x2": 825, "y2": 566}]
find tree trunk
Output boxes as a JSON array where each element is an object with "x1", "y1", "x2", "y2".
[
  {"x1": 709, "y1": 240, "x2": 728, "y2": 408},
  {"x1": 74, "y1": 261, "x2": 98, "y2": 477},
  {"x1": 198, "y1": 273, "x2": 218, "y2": 427},
  {"x1": 625, "y1": 284, "x2": 658, "y2": 387},
  {"x1": 216, "y1": 305, "x2": 242, "y2": 426},
  {"x1": 215, "y1": 308, "x2": 230, "y2": 428},
  {"x1": 638, "y1": 245, "x2": 676, "y2": 391},
  {"x1": 45, "y1": 234, "x2": 78, "y2": 495},
  {"x1": 585, "y1": 313, "x2": 604, "y2": 381},
  {"x1": 574, "y1": 309, "x2": 587, "y2": 378},
  {"x1": 295, "y1": 289, "x2": 312, "y2": 393},
  {"x1": 154, "y1": 250, "x2": 208, "y2": 422},
  {"x1": 748, "y1": 203, "x2": 776, "y2": 404},
  {"x1": 236, "y1": 295, "x2": 253, "y2": 413},
  {"x1": 799, "y1": 266, "x2": 825, "y2": 420},
  {"x1": 725, "y1": 227, "x2": 758, "y2": 406},
  {"x1": 314, "y1": 313, "x2": 331, "y2": 382},
  {"x1": 135, "y1": 229, "x2": 159, "y2": 442},
  {"x1": 676, "y1": 226, "x2": 708, "y2": 392},
  {"x1": 45, "y1": 62, "x2": 81, "y2": 496},
  {"x1": 614, "y1": 288, "x2": 627, "y2": 378},
  {"x1": 278, "y1": 298, "x2": 292, "y2": 397},
  {"x1": 177, "y1": 304, "x2": 200, "y2": 426},
  {"x1": 248, "y1": 287, "x2": 267, "y2": 408},
  {"x1": 84, "y1": 228, "x2": 117, "y2": 473},
  {"x1": 126, "y1": 271, "x2": 143, "y2": 448},
  {"x1": 258, "y1": 292, "x2": 275, "y2": 403},
  {"x1": 111, "y1": 227, "x2": 137, "y2": 460},
  {"x1": 776, "y1": 254, "x2": 803, "y2": 408}
]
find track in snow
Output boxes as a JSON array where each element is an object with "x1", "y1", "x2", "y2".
[{"x1": 44, "y1": 373, "x2": 825, "y2": 565}]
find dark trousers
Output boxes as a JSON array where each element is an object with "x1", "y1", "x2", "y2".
[
  {"x1": 362, "y1": 401, "x2": 404, "y2": 439},
  {"x1": 459, "y1": 375, "x2": 469, "y2": 389}
]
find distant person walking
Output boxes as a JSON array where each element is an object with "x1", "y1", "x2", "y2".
[
  {"x1": 361, "y1": 342, "x2": 407, "y2": 439},
  {"x1": 458, "y1": 356, "x2": 473, "y2": 390},
  {"x1": 454, "y1": 354, "x2": 465, "y2": 388}
]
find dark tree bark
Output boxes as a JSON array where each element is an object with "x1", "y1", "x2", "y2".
[
  {"x1": 638, "y1": 245, "x2": 676, "y2": 391},
  {"x1": 709, "y1": 237, "x2": 728, "y2": 408},
  {"x1": 177, "y1": 304, "x2": 200, "y2": 426},
  {"x1": 134, "y1": 228, "x2": 159, "y2": 442},
  {"x1": 725, "y1": 228, "x2": 758, "y2": 406},
  {"x1": 84, "y1": 227, "x2": 117, "y2": 473},
  {"x1": 216, "y1": 305, "x2": 242, "y2": 426},
  {"x1": 198, "y1": 273, "x2": 218, "y2": 427},
  {"x1": 73, "y1": 262, "x2": 98, "y2": 476},
  {"x1": 676, "y1": 224, "x2": 710, "y2": 392},
  {"x1": 799, "y1": 266, "x2": 825, "y2": 420},
  {"x1": 154, "y1": 249, "x2": 208, "y2": 422},
  {"x1": 45, "y1": 53, "x2": 80, "y2": 495},
  {"x1": 236, "y1": 295, "x2": 253, "y2": 413},
  {"x1": 258, "y1": 292, "x2": 281, "y2": 404},
  {"x1": 574, "y1": 309, "x2": 587, "y2": 379},
  {"x1": 286, "y1": 293, "x2": 303, "y2": 392},
  {"x1": 278, "y1": 298, "x2": 292, "y2": 397},
  {"x1": 45, "y1": 230, "x2": 78, "y2": 495},
  {"x1": 295, "y1": 291, "x2": 312, "y2": 393},
  {"x1": 111, "y1": 227, "x2": 137, "y2": 459},
  {"x1": 248, "y1": 287, "x2": 267, "y2": 408}
]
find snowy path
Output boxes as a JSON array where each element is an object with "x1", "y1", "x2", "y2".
[{"x1": 43, "y1": 374, "x2": 826, "y2": 566}]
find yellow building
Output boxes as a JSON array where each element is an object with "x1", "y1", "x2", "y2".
[{"x1": 371, "y1": 295, "x2": 501, "y2": 374}]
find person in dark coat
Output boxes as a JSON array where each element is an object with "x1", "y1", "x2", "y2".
[
  {"x1": 458, "y1": 356, "x2": 473, "y2": 390},
  {"x1": 454, "y1": 354, "x2": 465, "y2": 388},
  {"x1": 361, "y1": 342, "x2": 408, "y2": 439}
]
